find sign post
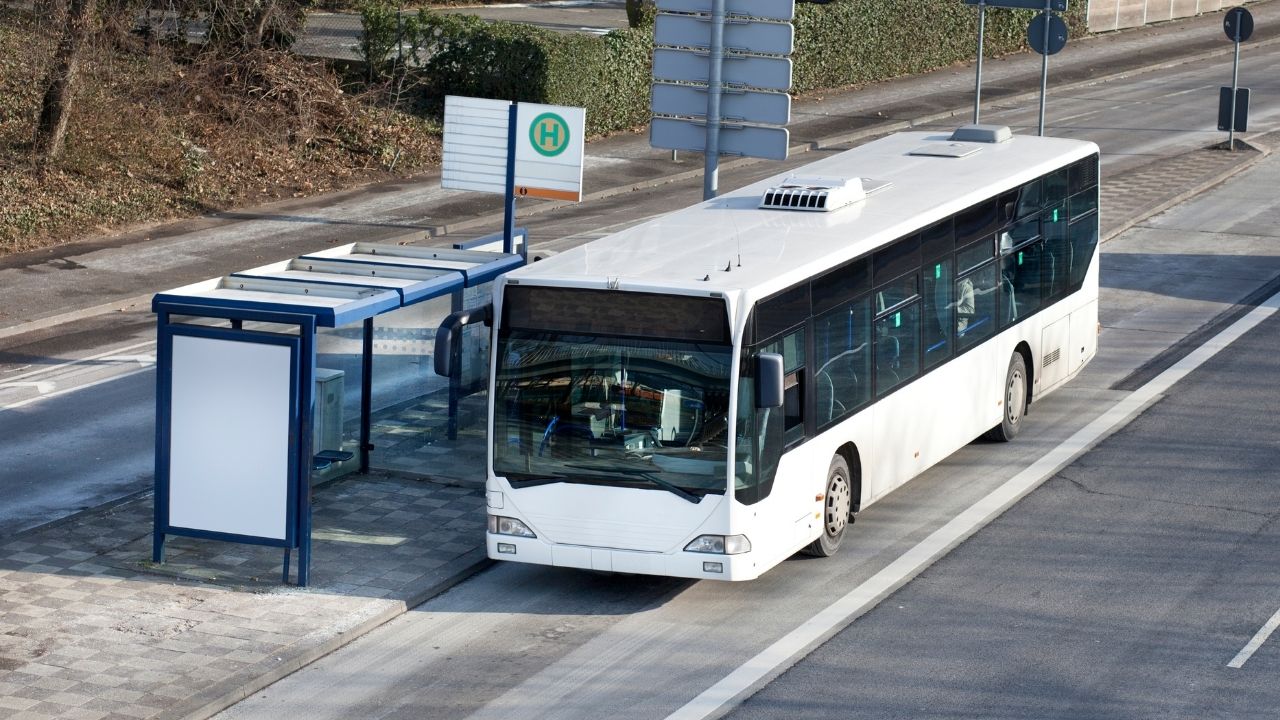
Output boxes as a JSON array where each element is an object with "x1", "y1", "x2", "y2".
[
  {"x1": 964, "y1": 0, "x2": 1066, "y2": 131},
  {"x1": 1027, "y1": 3, "x2": 1068, "y2": 136},
  {"x1": 650, "y1": 0, "x2": 795, "y2": 200},
  {"x1": 974, "y1": 0, "x2": 986, "y2": 123},
  {"x1": 1220, "y1": 6, "x2": 1254, "y2": 150}
]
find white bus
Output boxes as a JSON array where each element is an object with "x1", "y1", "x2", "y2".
[{"x1": 439, "y1": 126, "x2": 1100, "y2": 581}]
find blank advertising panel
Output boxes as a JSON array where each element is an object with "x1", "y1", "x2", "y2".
[{"x1": 168, "y1": 334, "x2": 296, "y2": 540}]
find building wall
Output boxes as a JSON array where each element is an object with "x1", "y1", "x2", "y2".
[{"x1": 1087, "y1": 0, "x2": 1228, "y2": 32}]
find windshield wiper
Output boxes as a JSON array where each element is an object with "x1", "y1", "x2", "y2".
[
  {"x1": 504, "y1": 472, "x2": 567, "y2": 488},
  {"x1": 564, "y1": 463, "x2": 702, "y2": 504}
]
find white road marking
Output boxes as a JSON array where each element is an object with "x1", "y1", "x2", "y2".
[
  {"x1": 1228, "y1": 605, "x2": 1280, "y2": 669},
  {"x1": 666, "y1": 290, "x2": 1280, "y2": 720},
  {"x1": 0, "y1": 366, "x2": 153, "y2": 412},
  {"x1": 98, "y1": 354, "x2": 157, "y2": 366},
  {"x1": 0, "y1": 381, "x2": 55, "y2": 394},
  {"x1": 1, "y1": 339, "x2": 156, "y2": 384}
]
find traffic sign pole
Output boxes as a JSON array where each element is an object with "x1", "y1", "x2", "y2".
[
  {"x1": 1229, "y1": 23, "x2": 1241, "y2": 150},
  {"x1": 974, "y1": 0, "x2": 986, "y2": 124},
  {"x1": 703, "y1": 0, "x2": 726, "y2": 200},
  {"x1": 1038, "y1": 3, "x2": 1050, "y2": 136}
]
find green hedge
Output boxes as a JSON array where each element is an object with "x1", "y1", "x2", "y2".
[
  {"x1": 792, "y1": 0, "x2": 1088, "y2": 93},
  {"x1": 416, "y1": 0, "x2": 1089, "y2": 137},
  {"x1": 420, "y1": 14, "x2": 651, "y2": 137}
]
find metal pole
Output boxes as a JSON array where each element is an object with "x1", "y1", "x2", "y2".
[
  {"x1": 360, "y1": 317, "x2": 374, "y2": 473},
  {"x1": 503, "y1": 102, "x2": 518, "y2": 253},
  {"x1": 1229, "y1": 32, "x2": 1241, "y2": 150},
  {"x1": 974, "y1": 1, "x2": 986, "y2": 124},
  {"x1": 703, "y1": 0, "x2": 726, "y2": 201},
  {"x1": 1038, "y1": 5, "x2": 1050, "y2": 136}
]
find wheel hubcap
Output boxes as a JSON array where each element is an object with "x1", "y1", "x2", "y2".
[
  {"x1": 1007, "y1": 368, "x2": 1025, "y2": 425},
  {"x1": 826, "y1": 472, "x2": 851, "y2": 536}
]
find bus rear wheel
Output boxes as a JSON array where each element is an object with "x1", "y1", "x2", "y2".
[
  {"x1": 986, "y1": 351, "x2": 1028, "y2": 442},
  {"x1": 803, "y1": 455, "x2": 853, "y2": 557}
]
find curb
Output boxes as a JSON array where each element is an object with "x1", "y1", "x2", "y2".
[{"x1": 0, "y1": 292, "x2": 154, "y2": 344}]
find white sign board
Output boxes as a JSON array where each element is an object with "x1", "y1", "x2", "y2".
[
  {"x1": 514, "y1": 102, "x2": 586, "y2": 202},
  {"x1": 442, "y1": 96, "x2": 586, "y2": 202},
  {"x1": 168, "y1": 335, "x2": 293, "y2": 540},
  {"x1": 442, "y1": 95, "x2": 511, "y2": 195}
]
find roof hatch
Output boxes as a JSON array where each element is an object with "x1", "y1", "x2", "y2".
[
  {"x1": 909, "y1": 124, "x2": 1013, "y2": 158},
  {"x1": 759, "y1": 176, "x2": 891, "y2": 212}
]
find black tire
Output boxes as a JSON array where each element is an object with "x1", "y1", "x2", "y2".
[
  {"x1": 802, "y1": 455, "x2": 855, "y2": 557},
  {"x1": 985, "y1": 352, "x2": 1028, "y2": 442}
]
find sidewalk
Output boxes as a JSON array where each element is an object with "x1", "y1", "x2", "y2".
[{"x1": 1, "y1": 9, "x2": 1279, "y2": 720}]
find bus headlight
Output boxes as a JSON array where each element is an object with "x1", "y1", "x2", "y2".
[
  {"x1": 684, "y1": 534, "x2": 751, "y2": 555},
  {"x1": 488, "y1": 515, "x2": 536, "y2": 538}
]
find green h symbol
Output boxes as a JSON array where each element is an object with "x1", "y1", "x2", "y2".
[{"x1": 530, "y1": 112, "x2": 568, "y2": 157}]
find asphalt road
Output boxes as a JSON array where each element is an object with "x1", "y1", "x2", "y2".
[
  {"x1": 728, "y1": 309, "x2": 1280, "y2": 720},
  {"x1": 211, "y1": 146, "x2": 1280, "y2": 718}
]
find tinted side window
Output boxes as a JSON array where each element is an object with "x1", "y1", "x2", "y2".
[
  {"x1": 1044, "y1": 168, "x2": 1069, "y2": 206},
  {"x1": 956, "y1": 200, "x2": 1000, "y2": 246},
  {"x1": 1001, "y1": 240, "x2": 1043, "y2": 327},
  {"x1": 875, "y1": 302, "x2": 920, "y2": 397},
  {"x1": 921, "y1": 219, "x2": 953, "y2": 261},
  {"x1": 956, "y1": 263, "x2": 997, "y2": 350},
  {"x1": 757, "y1": 284, "x2": 809, "y2": 340},
  {"x1": 1043, "y1": 203, "x2": 1069, "y2": 301},
  {"x1": 812, "y1": 257, "x2": 871, "y2": 316},
  {"x1": 957, "y1": 236, "x2": 995, "y2": 275},
  {"x1": 761, "y1": 329, "x2": 806, "y2": 447},
  {"x1": 922, "y1": 258, "x2": 952, "y2": 369},
  {"x1": 1016, "y1": 179, "x2": 1042, "y2": 219},
  {"x1": 1070, "y1": 185, "x2": 1098, "y2": 219},
  {"x1": 814, "y1": 297, "x2": 872, "y2": 427},
  {"x1": 874, "y1": 234, "x2": 921, "y2": 286},
  {"x1": 1068, "y1": 215, "x2": 1100, "y2": 290}
]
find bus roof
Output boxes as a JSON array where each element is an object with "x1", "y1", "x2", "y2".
[{"x1": 508, "y1": 130, "x2": 1098, "y2": 302}]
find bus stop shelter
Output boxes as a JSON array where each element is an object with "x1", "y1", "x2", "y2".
[{"x1": 151, "y1": 242, "x2": 521, "y2": 586}]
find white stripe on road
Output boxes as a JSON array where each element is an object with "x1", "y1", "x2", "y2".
[
  {"x1": 1, "y1": 339, "x2": 156, "y2": 384},
  {"x1": 1228, "y1": 605, "x2": 1280, "y2": 669},
  {"x1": 0, "y1": 381, "x2": 55, "y2": 394},
  {"x1": 0, "y1": 366, "x2": 153, "y2": 412},
  {"x1": 666, "y1": 290, "x2": 1280, "y2": 720}
]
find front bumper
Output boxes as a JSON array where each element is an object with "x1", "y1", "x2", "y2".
[{"x1": 487, "y1": 533, "x2": 760, "y2": 581}]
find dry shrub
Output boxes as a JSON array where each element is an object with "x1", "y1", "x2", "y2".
[{"x1": 0, "y1": 8, "x2": 440, "y2": 255}]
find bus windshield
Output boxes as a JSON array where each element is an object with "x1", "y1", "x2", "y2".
[{"x1": 493, "y1": 331, "x2": 733, "y2": 498}]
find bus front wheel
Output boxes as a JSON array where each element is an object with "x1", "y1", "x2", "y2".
[
  {"x1": 803, "y1": 455, "x2": 853, "y2": 558},
  {"x1": 986, "y1": 352, "x2": 1028, "y2": 442}
]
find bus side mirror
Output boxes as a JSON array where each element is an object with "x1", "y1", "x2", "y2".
[
  {"x1": 755, "y1": 353, "x2": 784, "y2": 409},
  {"x1": 434, "y1": 304, "x2": 493, "y2": 377}
]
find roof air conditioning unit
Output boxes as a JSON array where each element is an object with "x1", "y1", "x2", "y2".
[{"x1": 760, "y1": 176, "x2": 871, "y2": 213}]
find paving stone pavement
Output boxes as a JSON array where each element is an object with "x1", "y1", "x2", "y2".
[{"x1": 0, "y1": 473, "x2": 486, "y2": 720}]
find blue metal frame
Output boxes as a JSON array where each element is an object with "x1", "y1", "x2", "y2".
[
  {"x1": 154, "y1": 303, "x2": 316, "y2": 586},
  {"x1": 152, "y1": 279, "x2": 399, "y2": 328}
]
